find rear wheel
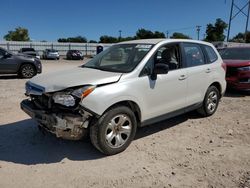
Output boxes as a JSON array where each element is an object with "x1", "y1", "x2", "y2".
[
  {"x1": 19, "y1": 64, "x2": 36, "y2": 78},
  {"x1": 90, "y1": 106, "x2": 137, "y2": 155},
  {"x1": 197, "y1": 86, "x2": 220, "y2": 117}
]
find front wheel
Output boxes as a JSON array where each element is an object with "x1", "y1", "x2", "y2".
[
  {"x1": 197, "y1": 86, "x2": 220, "y2": 117},
  {"x1": 90, "y1": 106, "x2": 137, "y2": 155},
  {"x1": 19, "y1": 64, "x2": 36, "y2": 78}
]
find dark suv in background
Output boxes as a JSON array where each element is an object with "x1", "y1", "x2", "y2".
[
  {"x1": 19, "y1": 48, "x2": 40, "y2": 59},
  {"x1": 0, "y1": 47, "x2": 42, "y2": 78},
  {"x1": 66, "y1": 50, "x2": 84, "y2": 60},
  {"x1": 220, "y1": 47, "x2": 250, "y2": 91}
]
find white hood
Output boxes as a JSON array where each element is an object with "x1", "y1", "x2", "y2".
[{"x1": 27, "y1": 67, "x2": 122, "y2": 93}]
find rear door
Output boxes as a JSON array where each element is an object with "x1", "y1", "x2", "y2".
[{"x1": 181, "y1": 42, "x2": 209, "y2": 106}]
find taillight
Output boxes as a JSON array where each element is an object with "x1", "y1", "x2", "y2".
[{"x1": 222, "y1": 62, "x2": 227, "y2": 72}]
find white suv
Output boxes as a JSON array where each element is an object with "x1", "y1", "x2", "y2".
[{"x1": 21, "y1": 39, "x2": 226, "y2": 155}]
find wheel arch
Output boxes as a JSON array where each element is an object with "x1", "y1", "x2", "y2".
[
  {"x1": 102, "y1": 100, "x2": 141, "y2": 124},
  {"x1": 209, "y1": 82, "x2": 222, "y2": 98},
  {"x1": 18, "y1": 62, "x2": 37, "y2": 77},
  {"x1": 18, "y1": 62, "x2": 37, "y2": 72}
]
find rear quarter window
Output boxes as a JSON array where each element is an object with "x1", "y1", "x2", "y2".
[{"x1": 204, "y1": 45, "x2": 218, "y2": 63}]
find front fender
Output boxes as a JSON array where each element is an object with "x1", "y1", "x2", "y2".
[{"x1": 80, "y1": 83, "x2": 143, "y2": 118}]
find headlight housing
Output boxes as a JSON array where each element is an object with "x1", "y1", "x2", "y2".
[
  {"x1": 53, "y1": 93, "x2": 75, "y2": 107},
  {"x1": 71, "y1": 85, "x2": 96, "y2": 99},
  {"x1": 238, "y1": 66, "x2": 250, "y2": 71},
  {"x1": 52, "y1": 86, "x2": 95, "y2": 107}
]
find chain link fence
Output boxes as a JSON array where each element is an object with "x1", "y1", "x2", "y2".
[{"x1": 0, "y1": 41, "x2": 112, "y2": 56}]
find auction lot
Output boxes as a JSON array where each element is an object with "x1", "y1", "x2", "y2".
[{"x1": 0, "y1": 59, "x2": 250, "y2": 188}]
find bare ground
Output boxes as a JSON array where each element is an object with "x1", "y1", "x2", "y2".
[{"x1": 0, "y1": 59, "x2": 249, "y2": 188}]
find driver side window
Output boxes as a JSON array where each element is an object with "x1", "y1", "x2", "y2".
[{"x1": 155, "y1": 44, "x2": 181, "y2": 71}]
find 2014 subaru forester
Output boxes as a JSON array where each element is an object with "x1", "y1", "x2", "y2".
[{"x1": 21, "y1": 39, "x2": 226, "y2": 155}]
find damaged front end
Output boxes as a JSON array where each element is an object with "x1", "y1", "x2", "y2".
[{"x1": 20, "y1": 83, "x2": 97, "y2": 140}]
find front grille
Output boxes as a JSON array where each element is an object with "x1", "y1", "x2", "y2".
[
  {"x1": 239, "y1": 78, "x2": 250, "y2": 83},
  {"x1": 32, "y1": 95, "x2": 51, "y2": 109}
]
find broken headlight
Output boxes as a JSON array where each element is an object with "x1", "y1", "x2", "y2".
[
  {"x1": 53, "y1": 93, "x2": 75, "y2": 107},
  {"x1": 71, "y1": 86, "x2": 96, "y2": 99}
]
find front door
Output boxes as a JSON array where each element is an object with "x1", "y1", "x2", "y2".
[{"x1": 138, "y1": 43, "x2": 188, "y2": 121}]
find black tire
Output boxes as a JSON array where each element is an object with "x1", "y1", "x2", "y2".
[
  {"x1": 19, "y1": 64, "x2": 36, "y2": 78},
  {"x1": 197, "y1": 86, "x2": 220, "y2": 117},
  {"x1": 90, "y1": 106, "x2": 137, "y2": 155}
]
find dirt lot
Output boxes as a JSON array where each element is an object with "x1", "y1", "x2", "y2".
[{"x1": 0, "y1": 59, "x2": 250, "y2": 188}]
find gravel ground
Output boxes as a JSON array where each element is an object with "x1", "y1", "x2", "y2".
[{"x1": 0, "y1": 59, "x2": 249, "y2": 188}]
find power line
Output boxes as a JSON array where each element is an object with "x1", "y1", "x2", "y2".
[{"x1": 227, "y1": 0, "x2": 250, "y2": 42}]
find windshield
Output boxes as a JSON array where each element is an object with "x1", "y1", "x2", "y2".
[
  {"x1": 220, "y1": 48, "x2": 250, "y2": 60},
  {"x1": 82, "y1": 44, "x2": 153, "y2": 73}
]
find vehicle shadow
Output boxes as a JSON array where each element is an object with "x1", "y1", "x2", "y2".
[
  {"x1": 0, "y1": 112, "x2": 199, "y2": 165},
  {"x1": 224, "y1": 89, "x2": 250, "y2": 98},
  {"x1": 136, "y1": 111, "x2": 198, "y2": 140},
  {"x1": 0, "y1": 75, "x2": 20, "y2": 79},
  {"x1": 0, "y1": 119, "x2": 105, "y2": 165}
]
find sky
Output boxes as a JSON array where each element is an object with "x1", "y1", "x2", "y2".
[{"x1": 0, "y1": 0, "x2": 249, "y2": 42}]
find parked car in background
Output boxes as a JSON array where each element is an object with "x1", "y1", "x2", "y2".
[
  {"x1": 0, "y1": 47, "x2": 42, "y2": 78},
  {"x1": 220, "y1": 47, "x2": 250, "y2": 91},
  {"x1": 21, "y1": 39, "x2": 226, "y2": 155},
  {"x1": 66, "y1": 50, "x2": 84, "y2": 60},
  {"x1": 19, "y1": 48, "x2": 40, "y2": 59},
  {"x1": 42, "y1": 49, "x2": 60, "y2": 60}
]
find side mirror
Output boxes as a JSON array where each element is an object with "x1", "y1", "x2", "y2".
[{"x1": 153, "y1": 63, "x2": 169, "y2": 75}]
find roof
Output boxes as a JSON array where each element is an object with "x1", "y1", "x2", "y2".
[
  {"x1": 119, "y1": 38, "x2": 213, "y2": 46},
  {"x1": 119, "y1": 38, "x2": 166, "y2": 44}
]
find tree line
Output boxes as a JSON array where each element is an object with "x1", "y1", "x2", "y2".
[{"x1": 3, "y1": 18, "x2": 250, "y2": 43}]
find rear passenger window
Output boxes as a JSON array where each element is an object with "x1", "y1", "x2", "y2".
[
  {"x1": 183, "y1": 43, "x2": 205, "y2": 67},
  {"x1": 204, "y1": 45, "x2": 218, "y2": 63}
]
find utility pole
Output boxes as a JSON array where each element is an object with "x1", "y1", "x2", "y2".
[
  {"x1": 245, "y1": 0, "x2": 250, "y2": 41},
  {"x1": 119, "y1": 30, "x2": 122, "y2": 41},
  {"x1": 196, "y1": 26, "x2": 201, "y2": 40},
  {"x1": 227, "y1": 0, "x2": 250, "y2": 42},
  {"x1": 166, "y1": 31, "x2": 169, "y2": 38}
]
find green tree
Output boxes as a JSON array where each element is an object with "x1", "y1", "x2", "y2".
[
  {"x1": 170, "y1": 32, "x2": 191, "y2": 39},
  {"x1": 120, "y1": 37, "x2": 135, "y2": 42},
  {"x1": 246, "y1": 32, "x2": 250, "y2": 43},
  {"x1": 230, "y1": 32, "x2": 250, "y2": 43},
  {"x1": 58, "y1": 36, "x2": 87, "y2": 43},
  {"x1": 135, "y1": 28, "x2": 165, "y2": 39},
  {"x1": 4, "y1": 27, "x2": 30, "y2": 41},
  {"x1": 205, "y1": 18, "x2": 228, "y2": 42},
  {"x1": 89, "y1": 40, "x2": 98, "y2": 43},
  {"x1": 99, "y1": 35, "x2": 118, "y2": 43}
]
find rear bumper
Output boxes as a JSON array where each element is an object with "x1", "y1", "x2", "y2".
[{"x1": 20, "y1": 99, "x2": 89, "y2": 140}]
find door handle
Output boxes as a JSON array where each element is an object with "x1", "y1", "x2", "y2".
[
  {"x1": 205, "y1": 68, "x2": 211, "y2": 73},
  {"x1": 179, "y1": 75, "x2": 187, "y2": 80}
]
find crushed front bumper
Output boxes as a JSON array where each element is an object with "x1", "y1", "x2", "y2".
[{"x1": 20, "y1": 99, "x2": 91, "y2": 140}]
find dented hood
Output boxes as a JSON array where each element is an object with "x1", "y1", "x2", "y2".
[{"x1": 28, "y1": 67, "x2": 122, "y2": 93}]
